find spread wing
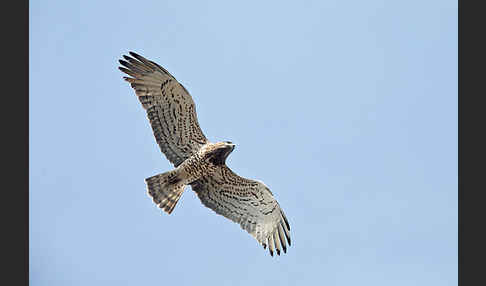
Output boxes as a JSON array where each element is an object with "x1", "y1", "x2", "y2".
[
  {"x1": 191, "y1": 165, "x2": 291, "y2": 256},
  {"x1": 119, "y1": 52, "x2": 208, "y2": 167}
]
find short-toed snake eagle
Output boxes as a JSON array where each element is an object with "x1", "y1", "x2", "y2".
[{"x1": 119, "y1": 52, "x2": 291, "y2": 256}]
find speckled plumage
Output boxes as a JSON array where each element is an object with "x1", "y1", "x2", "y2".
[{"x1": 119, "y1": 52, "x2": 291, "y2": 256}]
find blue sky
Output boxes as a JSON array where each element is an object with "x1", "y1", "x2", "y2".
[{"x1": 30, "y1": 1, "x2": 457, "y2": 285}]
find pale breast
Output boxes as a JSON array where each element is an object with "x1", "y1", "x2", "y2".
[{"x1": 178, "y1": 143, "x2": 221, "y2": 183}]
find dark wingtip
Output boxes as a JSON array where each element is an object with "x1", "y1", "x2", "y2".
[
  {"x1": 263, "y1": 243, "x2": 267, "y2": 249},
  {"x1": 118, "y1": 66, "x2": 132, "y2": 75},
  {"x1": 129, "y1": 51, "x2": 145, "y2": 61},
  {"x1": 118, "y1": 66, "x2": 129, "y2": 74},
  {"x1": 269, "y1": 249, "x2": 274, "y2": 257},
  {"x1": 276, "y1": 249, "x2": 280, "y2": 256},
  {"x1": 119, "y1": 59, "x2": 130, "y2": 68},
  {"x1": 282, "y1": 212, "x2": 290, "y2": 231}
]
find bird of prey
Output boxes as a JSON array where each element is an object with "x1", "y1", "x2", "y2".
[{"x1": 119, "y1": 52, "x2": 291, "y2": 256}]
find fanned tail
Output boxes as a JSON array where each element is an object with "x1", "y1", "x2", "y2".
[{"x1": 146, "y1": 171, "x2": 185, "y2": 214}]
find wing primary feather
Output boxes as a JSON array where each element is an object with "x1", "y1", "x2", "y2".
[
  {"x1": 257, "y1": 229, "x2": 263, "y2": 246},
  {"x1": 129, "y1": 51, "x2": 150, "y2": 63},
  {"x1": 278, "y1": 224, "x2": 287, "y2": 253},
  {"x1": 123, "y1": 77, "x2": 146, "y2": 84},
  {"x1": 126, "y1": 52, "x2": 175, "y2": 77},
  {"x1": 118, "y1": 59, "x2": 133, "y2": 69},
  {"x1": 281, "y1": 221, "x2": 291, "y2": 246},
  {"x1": 123, "y1": 55, "x2": 153, "y2": 72},
  {"x1": 268, "y1": 235, "x2": 275, "y2": 257},
  {"x1": 118, "y1": 66, "x2": 139, "y2": 78},
  {"x1": 119, "y1": 60, "x2": 147, "y2": 74},
  {"x1": 280, "y1": 210, "x2": 291, "y2": 231},
  {"x1": 129, "y1": 52, "x2": 161, "y2": 71},
  {"x1": 273, "y1": 231, "x2": 281, "y2": 256}
]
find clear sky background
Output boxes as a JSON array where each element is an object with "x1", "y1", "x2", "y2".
[{"x1": 30, "y1": 1, "x2": 457, "y2": 285}]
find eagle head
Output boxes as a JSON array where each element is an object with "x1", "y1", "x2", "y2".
[{"x1": 207, "y1": 141, "x2": 235, "y2": 165}]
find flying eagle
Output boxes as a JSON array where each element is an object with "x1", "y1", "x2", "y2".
[{"x1": 119, "y1": 52, "x2": 291, "y2": 256}]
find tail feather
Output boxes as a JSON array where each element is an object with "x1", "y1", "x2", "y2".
[{"x1": 146, "y1": 171, "x2": 185, "y2": 214}]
